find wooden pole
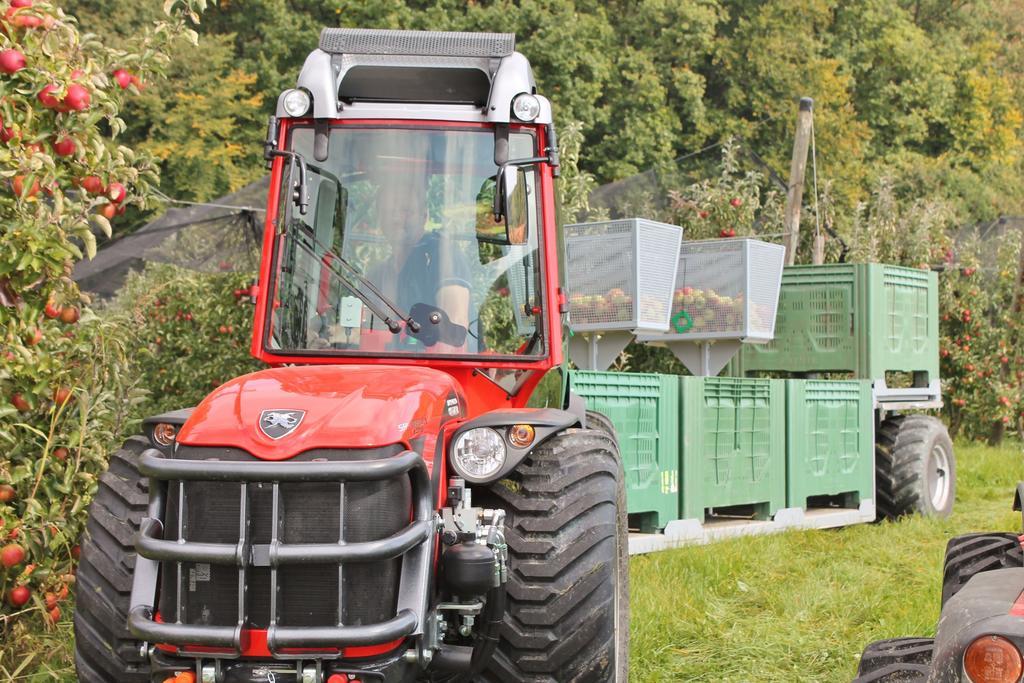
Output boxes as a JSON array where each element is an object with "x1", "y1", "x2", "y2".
[{"x1": 782, "y1": 97, "x2": 814, "y2": 266}]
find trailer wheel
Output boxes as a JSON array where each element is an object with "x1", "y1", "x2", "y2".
[
  {"x1": 480, "y1": 428, "x2": 628, "y2": 682},
  {"x1": 74, "y1": 435, "x2": 152, "y2": 683},
  {"x1": 941, "y1": 533, "x2": 1024, "y2": 606},
  {"x1": 853, "y1": 637, "x2": 934, "y2": 682},
  {"x1": 875, "y1": 415, "x2": 955, "y2": 519}
]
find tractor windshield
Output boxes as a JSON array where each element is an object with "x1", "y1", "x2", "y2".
[{"x1": 265, "y1": 125, "x2": 545, "y2": 359}]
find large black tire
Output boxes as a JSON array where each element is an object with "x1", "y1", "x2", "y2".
[
  {"x1": 941, "y1": 532, "x2": 1024, "y2": 606},
  {"x1": 480, "y1": 428, "x2": 628, "y2": 682},
  {"x1": 74, "y1": 435, "x2": 151, "y2": 683},
  {"x1": 875, "y1": 415, "x2": 955, "y2": 519},
  {"x1": 853, "y1": 637, "x2": 933, "y2": 682},
  {"x1": 584, "y1": 410, "x2": 616, "y2": 442}
]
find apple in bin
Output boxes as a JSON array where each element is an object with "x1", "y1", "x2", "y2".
[{"x1": 670, "y1": 285, "x2": 746, "y2": 333}]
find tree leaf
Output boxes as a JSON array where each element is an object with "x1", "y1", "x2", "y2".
[
  {"x1": 93, "y1": 214, "x2": 112, "y2": 239},
  {"x1": 82, "y1": 230, "x2": 97, "y2": 260}
]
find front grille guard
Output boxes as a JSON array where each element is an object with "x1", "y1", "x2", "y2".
[{"x1": 127, "y1": 448, "x2": 435, "y2": 659}]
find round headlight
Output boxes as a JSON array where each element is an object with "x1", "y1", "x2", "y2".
[
  {"x1": 511, "y1": 93, "x2": 541, "y2": 122},
  {"x1": 282, "y1": 88, "x2": 312, "y2": 117},
  {"x1": 452, "y1": 428, "x2": 507, "y2": 480}
]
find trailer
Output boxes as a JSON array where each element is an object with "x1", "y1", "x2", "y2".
[{"x1": 563, "y1": 229, "x2": 954, "y2": 554}]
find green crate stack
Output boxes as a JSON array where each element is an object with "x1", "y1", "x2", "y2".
[
  {"x1": 785, "y1": 379, "x2": 874, "y2": 509},
  {"x1": 571, "y1": 371, "x2": 679, "y2": 532},
  {"x1": 679, "y1": 377, "x2": 785, "y2": 520},
  {"x1": 735, "y1": 263, "x2": 939, "y2": 381}
]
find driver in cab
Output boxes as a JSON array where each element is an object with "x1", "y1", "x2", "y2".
[{"x1": 374, "y1": 181, "x2": 472, "y2": 349}]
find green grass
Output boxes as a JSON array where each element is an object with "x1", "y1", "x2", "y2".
[
  {"x1": 628, "y1": 440, "x2": 1024, "y2": 682},
  {"x1": 3, "y1": 441, "x2": 1020, "y2": 682}
]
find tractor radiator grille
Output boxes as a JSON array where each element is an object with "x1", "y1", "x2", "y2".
[{"x1": 157, "y1": 446, "x2": 409, "y2": 631}]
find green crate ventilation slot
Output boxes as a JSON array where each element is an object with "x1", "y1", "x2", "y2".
[{"x1": 702, "y1": 379, "x2": 774, "y2": 489}]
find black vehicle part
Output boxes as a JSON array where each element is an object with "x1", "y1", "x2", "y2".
[
  {"x1": 449, "y1": 408, "x2": 580, "y2": 484},
  {"x1": 941, "y1": 532, "x2": 1024, "y2": 606},
  {"x1": 74, "y1": 435, "x2": 152, "y2": 683},
  {"x1": 931, "y1": 568, "x2": 1024, "y2": 681},
  {"x1": 477, "y1": 427, "x2": 628, "y2": 682},
  {"x1": 584, "y1": 410, "x2": 615, "y2": 440},
  {"x1": 875, "y1": 414, "x2": 955, "y2": 519},
  {"x1": 442, "y1": 542, "x2": 496, "y2": 596},
  {"x1": 129, "y1": 446, "x2": 434, "y2": 656},
  {"x1": 853, "y1": 637, "x2": 933, "y2": 682}
]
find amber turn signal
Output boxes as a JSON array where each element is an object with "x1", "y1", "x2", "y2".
[
  {"x1": 963, "y1": 635, "x2": 1023, "y2": 683},
  {"x1": 508, "y1": 424, "x2": 536, "y2": 448}
]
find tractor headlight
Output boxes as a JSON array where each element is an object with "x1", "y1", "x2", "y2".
[
  {"x1": 281, "y1": 88, "x2": 312, "y2": 117},
  {"x1": 452, "y1": 428, "x2": 507, "y2": 480},
  {"x1": 511, "y1": 93, "x2": 541, "y2": 122}
]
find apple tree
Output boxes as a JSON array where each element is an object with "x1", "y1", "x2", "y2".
[{"x1": 0, "y1": 0, "x2": 206, "y2": 655}]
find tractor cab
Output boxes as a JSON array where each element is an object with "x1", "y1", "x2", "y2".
[{"x1": 253, "y1": 28, "x2": 565, "y2": 411}]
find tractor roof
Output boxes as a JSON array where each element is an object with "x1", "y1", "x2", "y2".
[{"x1": 277, "y1": 28, "x2": 552, "y2": 124}]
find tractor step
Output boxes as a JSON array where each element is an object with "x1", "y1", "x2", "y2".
[{"x1": 627, "y1": 500, "x2": 875, "y2": 555}]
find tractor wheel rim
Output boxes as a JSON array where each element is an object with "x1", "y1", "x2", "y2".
[{"x1": 928, "y1": 442, "x2": 952, "y2": 510}]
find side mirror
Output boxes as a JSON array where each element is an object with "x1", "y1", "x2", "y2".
[{"x1": 476, "y1": 165, "x2": 530, "y2": 246}]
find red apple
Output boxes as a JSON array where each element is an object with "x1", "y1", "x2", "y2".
[
  {"x1": 24, "y1": 327, "x2": 42, "y2": 345},
  {"x1": 112, "y1": 69, "x2": 131, "y2": 89},
  {"x1": 53, "y1": 447, "x2": 68, "y2": 461},
  {"x1": 79, "y1": 175, "x2": 103, "y2": 195},
  {"x1": 0, "y1": 484, "x2": 14, "y2": 502},
  {"x1": 52, "y1": 386, "x2": 71, "y2": 406},
  {"x1": 0, "y1": 48, "x2": 25, "y2": 74},
  {"x1": 9, "y1": 389, "x2": 28, "y2": 411},
  {"x1": 7, "y1": 585, "x2": 29, "y2": 608},
  {"x1": 12, "y1": 175, "x2": 39, "y2": 198},
  {"x1": 52, "y1": 135, "x2": 75, "y2": 157},
  {"x1": 37, "y1": 84, "x2": 61, "y2": 109},
  {"x1": 62, "y1": 83, "x2": 90, "y2": 111},
  {"x1": 44, "y1": 592, "x2": 57, "y2": 609},
  {"x1": 10, "y1": 0, "x2": 33, "y2": 7},
  {"x1": 730, "y1": 197, "x2": 742, "y2": 208},
  {"x1": 0, "y1": 120, "x2": 17, "y2": 143},
  {"x1": 98, "y1": 202, "x2": 116, "y2": 220},
  {"x1": 1, "y1": 543, "x2": 25, "y2": 568},
  {"x1": 44, "y1": 300, "x2": 61, "y2": 318},
  {"x1": 10, "y1": 12, "x2": 42, "y2": 29},
  {"x1": 698, "y1": 211, "x2": 709, "y2": 219},
  {"x1": 106, "y1": 182, "x2": 126, "y2": 203},
  {"x1": 47, "y1": 605, "x2": 60, "y2": 623},
  {"x1": 59, "y1": 306, "x2": 79, "y2": 324}
]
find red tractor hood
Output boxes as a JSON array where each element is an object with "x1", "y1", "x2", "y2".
[{"x1": 175, "y1": 365, "x2": 465, "y2": 460}]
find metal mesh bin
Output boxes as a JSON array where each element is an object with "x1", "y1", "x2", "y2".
[
  {"x1": 661, "y1": 238, "x2": 785, "y2": 342},
  {"x1": 564, "y1": 218, "x2": 683, "y2": 333}
]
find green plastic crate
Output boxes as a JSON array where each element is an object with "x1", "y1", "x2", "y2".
[
  {"x1": 785, "y1": 379, "x2": 874, "y2": 508},
  {"x1": 679, "y1": 377, "x2": 785, "y2": 520},
  {"x1": 737, "y1": 263, "x2": 939, "y2": 381},
  {"x1": 571, "y1": 371, "x2": 679, "y2": 532}
]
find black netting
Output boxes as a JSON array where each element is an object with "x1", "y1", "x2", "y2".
[{"x1": 72, "y1": 176, "x2": 269, "y2": 297}]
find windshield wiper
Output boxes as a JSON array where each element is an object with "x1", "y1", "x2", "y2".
[{"x1": 289, "y1": 222, "x2": 420, "y2": 334}]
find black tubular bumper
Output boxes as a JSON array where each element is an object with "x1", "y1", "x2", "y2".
[{"x1": 127, "y1": 447, "x2": 435, "y2": 657}]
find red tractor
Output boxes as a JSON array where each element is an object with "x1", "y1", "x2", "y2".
[{"x1": 73, "y1": 29, "x2": 628, "y2": 683}]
